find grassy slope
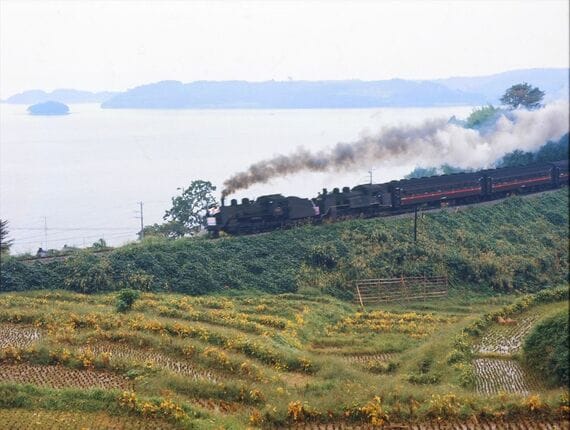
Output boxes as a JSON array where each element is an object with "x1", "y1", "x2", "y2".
[
  {"x1": 0, "y1": 190, "x2": 568, "y2": 428},
  {"x1": 2, "y1": 190, "x2": 568, "y2": 296},
  {"x1": 0, "y1": 289, "x2": 568, "y2": 429}
]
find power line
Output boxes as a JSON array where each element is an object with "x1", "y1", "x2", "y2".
[{"x1": 14, "y1": 232, "x2": 135, "y2": 246}]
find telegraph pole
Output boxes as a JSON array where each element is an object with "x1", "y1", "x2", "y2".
[
  {"x1": 413, "y1": 206, "x2": 418, "y2": 243},
  {"x1": 368, "y1": 169, "x2": 374, "y2": 184},
  {"x1": 137, "y1": 202, "x2": 144, "y2": 240},
  {"x1": 43, "y1": 217, "x2": 48, "y2": 249}
]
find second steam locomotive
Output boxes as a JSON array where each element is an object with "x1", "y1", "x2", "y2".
[{"x1": 206, "y1": 160, "x2": 569, "y2": 236}]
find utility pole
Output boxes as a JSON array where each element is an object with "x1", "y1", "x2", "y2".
[
  {"x1": 43, "y1": 217, "x2": 48, "y2": 249},
  {"x1": 368, "y1": 169, "x2": 374, "y2": 185},
  {"x1": 137, "y1": 202, "x2": 144, "y2": 240},
  {"x1": 413, "y1": 206, "x2": 418, "y2": 243}
]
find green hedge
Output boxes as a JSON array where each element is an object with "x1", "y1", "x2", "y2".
[{"x1": 1, "y1": 190, "x2": 568, "y2": 297}]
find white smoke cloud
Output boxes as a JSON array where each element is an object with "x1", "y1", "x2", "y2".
[{"x1": 222, "y1": 102, "x2": 569, "y2": 197}]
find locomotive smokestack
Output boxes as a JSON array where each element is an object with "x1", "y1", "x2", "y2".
[
  {"x1": 221, "y1": 196, "x2": 225, "y2": 207},
  {"x1": 221, "y1": 102, "x2": 568, "y2": 196}
]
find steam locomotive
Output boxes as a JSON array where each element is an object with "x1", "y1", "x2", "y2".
[{"x1": 206, "y1": 160, "x2": 569, "y2": 236}]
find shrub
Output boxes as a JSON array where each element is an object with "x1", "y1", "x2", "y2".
[
  {"x1": 305, "y1": 244, "x2": 338, "y2": 269},
  {"x1": 63, "y1": 252, "x2": 113, "y2": 294},
  {"x1": 523, "y1": 309, "x2": 569, "y2": 387},
  {"x1": 116, "y1": 289, "x2": 141, "y2": 312}
]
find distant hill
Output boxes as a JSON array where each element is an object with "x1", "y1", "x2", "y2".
[
  {"x1": 435, "y1": 68, "x2": 569, "y2": 104},
  {"x1": 100, "y1": 68, "x2": 568, "y2": 109},
  {"x1": 6, "y1": 68, "x2": 568, "y2": 109},
  {"x1": 100, "y1": 79, "x2": 484, "y2": 109},
  {"x1": 5, "y1": 89, "x2": 117, "y2": 104},
  {"x1": 27, "y1": 101, "x2": 70, "y2": 116}
]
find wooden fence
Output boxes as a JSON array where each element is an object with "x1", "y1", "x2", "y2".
[{"x1": 354, "y1": 276, "x2": 448, "y2": 307}]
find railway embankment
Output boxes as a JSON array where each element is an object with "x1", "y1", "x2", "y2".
[{"x1": 1, "y1": 189, "x2": 567, "y2": 296}]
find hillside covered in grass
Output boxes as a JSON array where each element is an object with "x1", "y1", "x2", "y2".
[{"x1": 1, "y1": 190, "x2": 568, "y2": 296}]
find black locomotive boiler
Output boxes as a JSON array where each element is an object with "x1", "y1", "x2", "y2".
[{"x1": 206, "y1": 160, "x2": 568, "y2": 236}]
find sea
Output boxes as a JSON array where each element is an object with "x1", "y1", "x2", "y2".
[{"x1": 0, "y1": 104, "x2": 474, "y2": 254}]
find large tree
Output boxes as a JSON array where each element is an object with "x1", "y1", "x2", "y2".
[
  {"x1": 0, "y1": 219, "x2": 14, "y2": 255},
  {"x1": 163, "y1": 180, "x2": 217, "y2": 237},
  {"x1": 500, "y1": 82, "x2": 544, "y2": 110}
]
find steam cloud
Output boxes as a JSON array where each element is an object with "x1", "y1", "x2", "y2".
[{"x1": 222, "y1": 102, "x2": 569, "y2": 198}]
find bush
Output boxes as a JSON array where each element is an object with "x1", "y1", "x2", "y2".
[
  {"x1": 465, "y1": 105, "x2": 501, "y2": 130},
  {"x1": 63, "y1": 252, "x2": 113, "y2": 294},
  {"x1": 523, "y1": 309, "x2": 569, "y2": 387},
  {"x1": 116, "y1": 289, "x2": 141, "y2": 312},
  {"x1": 305, "y1": 244, "x2": 339, "y2": 269}
]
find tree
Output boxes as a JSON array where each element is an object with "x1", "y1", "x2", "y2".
[
  {"x1": 500, "y1": 83, "x2": 544, "y2": 110},
  {"x1": 535, "y1": 133, "x2": 569, "y2": 162},
  {"x1": 465, "y1": 105, "x2": 501, "y2": 129},
  {"x1": 140, "y1": 221, "x2": 188, "y2": 239},
  {"x1": 163, "y1": 180, "x2": 217, "y2": 237},
  {"x1": 0, "y1": 219, "x2": 14, "y2": 255},
  {"x1": 497, "y1": 149, "x2": 535, "y2": 167}
]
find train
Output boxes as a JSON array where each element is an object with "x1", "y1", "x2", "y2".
[{"x1": 206, "y1": 159, "x2": 569, "y2": 236}]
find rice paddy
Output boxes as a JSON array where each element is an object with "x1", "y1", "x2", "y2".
[{"x1": 0, "y1": 289, "x2": 567, "y2": 429}]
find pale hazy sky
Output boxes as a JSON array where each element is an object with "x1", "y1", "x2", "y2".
[{"x1": 0, "y1": 0, "x2": 568, "y2": 98}]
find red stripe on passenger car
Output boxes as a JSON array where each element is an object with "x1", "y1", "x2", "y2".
[
  {"x1": 492, "y1": 176, "x2": 551, "y2": 190},
  {"x1": 401, "y1": 186, "x2": 481, "y2": 203}
]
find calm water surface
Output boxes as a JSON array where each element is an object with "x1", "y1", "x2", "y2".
[{"x1": 0, "y1": 104, "x2": 473, "y2": 253}]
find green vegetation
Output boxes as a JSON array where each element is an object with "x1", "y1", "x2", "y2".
[
  {"x1": 498, "y1": 133, "x2": 569, "y2": 168},
  {"x1": 0, "y1": 289, "x2": 568, "y2": 429},
  {"x1": 524, "y1": 309, "x2": 569, "y2": 387},
  {"x1": 116, "y1": 288, "x2": 141, "y2": 312},
  {"x1": 500, "y1": 83, "x2": 545, "y2": 110},
  {"x1": 2, "y1": 190, "x2": 568, "y2": 296},
  {"x1": 0, "y1": 219, "x2": 13, "y2": 255},
  {"x1": 0, "y1": 189, "x2": 569, "y2": 428},
  {"x1": 143, "y1": 180, "x2": 217, "y2": 238},
  {"x1": 404, "y1": 164, "x2": 470, "y2": 179},
  {"x1": 465, "y1": 104, "x2": 501, "y2": 129}
]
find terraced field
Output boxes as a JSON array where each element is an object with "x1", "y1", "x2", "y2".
[
  {"x1": 0, "y1": 289, "x2": 567, "y2": 429},
  {"x1": 475, "y1": 314, "x2": 540, "y2": 355},
  {"x1": 281, "y1": 421, "x2": 570, "y2": 429},
  {"x1": 0, "y1": 363, "x2": 131, "y2": 389},
  {"x1": 473, "y1": 358, "x2": 543, "y2": 395},
  {"x1": 342, "y1": 353, "x2": 396, "y2": 364},
  {"x1": 78, "y1": 343, "x2": 220, "y2": 382},
  {"x1": 0, "y1": 409, "x2": 178, "y2": 430},
  {"x1": 471, "y1": 300, "x2": 568, "y2": 400},
  {"x1": 0, "y1": 325, "x2": 41, "y2": 349}
]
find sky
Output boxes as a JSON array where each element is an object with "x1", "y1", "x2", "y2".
[{"x1": 0, "y1": 0, "x2": 569, "y2": 98}]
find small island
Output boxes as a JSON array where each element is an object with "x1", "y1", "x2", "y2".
[{"x1": 27, "y1": 101, "x2": 70, "y2": 116}]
